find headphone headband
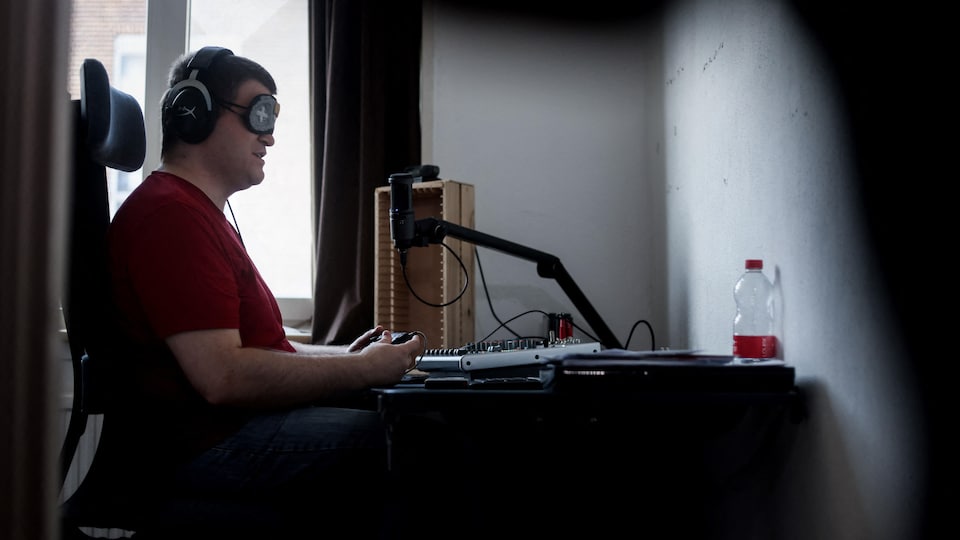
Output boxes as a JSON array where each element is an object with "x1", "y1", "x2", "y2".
[{"x1": 187, "y1": 46, "x2": 234, "y2": 71}]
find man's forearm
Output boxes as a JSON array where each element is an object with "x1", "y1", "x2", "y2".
[{"x1": 290, "y1": 341, "x2": 351, "y2": 355}]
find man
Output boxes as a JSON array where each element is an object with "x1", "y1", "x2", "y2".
[{"x1": 107, "y1": 46, "x2": 424, "y2": 537}]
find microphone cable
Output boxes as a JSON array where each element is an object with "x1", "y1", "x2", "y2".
[{"x1": 226, "y1": 199, "x2": 245, "y2": 248}]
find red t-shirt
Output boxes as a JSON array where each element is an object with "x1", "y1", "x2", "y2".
[{"x1": 108, "y1": 171, "x2": 295, "y2": 463}]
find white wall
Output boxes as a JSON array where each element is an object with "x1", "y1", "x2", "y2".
[
  {"x1": 424, "y1": 4, "x2": 665, "y2": 348},
  {"x1": 424, "y1": 0, "x2": 927, "y2": 538}
]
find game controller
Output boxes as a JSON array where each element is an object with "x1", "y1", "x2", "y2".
[{"x1": 370, "y1": 331, "x2": 416, "y2": 344}]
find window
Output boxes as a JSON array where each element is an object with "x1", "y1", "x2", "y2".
[
  {"x1": 69, "y1": 0, "x2": 313, "y2": 322},
  {"x1": 188, "y1": 0, "x2": 312, "y2": 304}
]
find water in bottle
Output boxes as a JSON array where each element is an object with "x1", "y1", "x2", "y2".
[{"x1": 733, "y1": 259, "x2": 778, "y2": 363}]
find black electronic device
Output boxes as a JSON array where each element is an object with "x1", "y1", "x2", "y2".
[
  {"x1": 468, "y1": 376, "x2": 544, "y2": 389},
  {"x1": 390, "y1": 331, "x2": 416, "y2": 344},
  {"x1": 423, "y1": 376, "x2": 470, "y2": 389},
  {"x1": 388, "y1": 173, "x2": 416, "y2": 265},
  {"x1": 370, "y1": 331, "x2": 416, "y2": 344},
  {"x1": 162, "y1": 46, "x2": 234, "y2": 144},
  {"x1": 404, "y1": 164, "x2": 440, "y2": 181}
]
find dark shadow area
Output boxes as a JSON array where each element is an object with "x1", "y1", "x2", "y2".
[
  {"x1": 436, "y1": 0, "x2": 670, "y2": 25},
  {"x1": 773, "y1": 379, "x2": 874, "y2": 539},
  {"x1": 379, "y1": 384, "x2": 803, "y2": 539},
  {"x1": 787, "y1": 2, "x2": 951, "y2": 536}
]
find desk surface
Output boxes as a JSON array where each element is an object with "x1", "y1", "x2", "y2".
[
  {"x1": 376, "y1": 359, "x2": 798, "y2": 408},
  {"x1": 376, "y1": 381, "x2": 798, "y2": 401}
]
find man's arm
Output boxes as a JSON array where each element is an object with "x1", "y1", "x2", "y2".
[
  {"x1": 288, "y1": 325, "x2": 386, "y2": 355},
  {"x1": 166, "y1": 328, "x2": 420, "y2": 408}
]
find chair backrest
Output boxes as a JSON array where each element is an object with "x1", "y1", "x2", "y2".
[{"x1": 60, "y1": 57, "x2": 145, "y2": 491}]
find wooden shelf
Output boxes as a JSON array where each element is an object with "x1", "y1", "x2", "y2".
[{"x1": 374, "y1": 180, "x2": 475, "y2": 348}]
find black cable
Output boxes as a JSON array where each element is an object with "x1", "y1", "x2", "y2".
[
  {"x1": 226, "y1": 199, "x2": 245, "y2": 247},
  {"x1": 624, "y1": 319, "x2": 656, "y2": 351},
  {"x1": 478, "y1": 309, "x2": 549, "y2": 343},
  {"x1": 407, "y1": 244, "x2": 657, "y2": 351},
  {"x1": 474, "y1": 247, "x2": 522, "y2": 339},
  {"x1": 403, "y1": 242, "x2": 468, "y2": 307},
  {"x1": 408, "y1": 330, "x2": 428, "y2": 372}
]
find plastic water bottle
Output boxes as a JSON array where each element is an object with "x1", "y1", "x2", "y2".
[{"x1": 733, "y1": 259, "x2": 778, "y2": 363}]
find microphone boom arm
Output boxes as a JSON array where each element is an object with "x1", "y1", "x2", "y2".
[{"x1": 412, "y1": 217, "x2": 623, "y2": 349}]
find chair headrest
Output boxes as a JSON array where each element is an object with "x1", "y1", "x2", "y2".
[{"x1": 80, "y1": 58, "x2": 146, "y2": 172}]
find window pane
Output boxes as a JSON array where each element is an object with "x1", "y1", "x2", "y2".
[{"x1": 189, "y1": 0, "x2": 313, "y2": 300}]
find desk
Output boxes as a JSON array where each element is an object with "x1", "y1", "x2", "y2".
[{"x1": 373, "y1": 380, "x2": 802, "y2": 538}]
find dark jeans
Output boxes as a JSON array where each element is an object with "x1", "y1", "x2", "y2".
[{"x1": 169, "y1": 405, "x2": 466, "y2": 539}]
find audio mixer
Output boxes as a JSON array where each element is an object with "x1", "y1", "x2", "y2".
[{"x1": 415, "y1": 339, "x2": 601, "y2": 373}]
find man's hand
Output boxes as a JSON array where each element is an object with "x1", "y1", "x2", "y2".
[{"x1": 347, "y1": 325, "x2": 385, "y2": 352}]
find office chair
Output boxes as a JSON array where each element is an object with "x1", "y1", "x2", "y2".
[{"x1": 59, "y1": 58, "x2": 287, "y2": 540}]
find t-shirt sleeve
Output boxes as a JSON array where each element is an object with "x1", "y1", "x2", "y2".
[{"x1": 126, "y1": 203, "x2": 241, "y2": 339}]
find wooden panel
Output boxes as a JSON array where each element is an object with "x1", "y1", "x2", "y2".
[{"x1": 374, "y1": 180, "x2": 475, "y2": 348}]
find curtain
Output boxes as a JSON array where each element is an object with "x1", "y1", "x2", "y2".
[{"x1": 308, "y1": 0, "x2": 422, "y2": 344}]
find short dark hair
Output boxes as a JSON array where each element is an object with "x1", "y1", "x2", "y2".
[{"x1": 160, "y1": 49, "x2": 278, "y2": 156}]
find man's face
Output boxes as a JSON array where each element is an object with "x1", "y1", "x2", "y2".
[{"x1": 206, "y1": 79, "x2": 276, "y2": 193}]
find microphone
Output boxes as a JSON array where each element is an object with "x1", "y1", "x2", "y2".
[
  {"x1": 404, "y1": 164, "x2": 439, "y2": 181},
  {"x1": 389, "y1": 173, "x2": 416, "y2": 266}
]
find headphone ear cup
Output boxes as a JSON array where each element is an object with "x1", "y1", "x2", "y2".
[{"x1": 163, "y1": 80, "x2": 217, "y2": 144}]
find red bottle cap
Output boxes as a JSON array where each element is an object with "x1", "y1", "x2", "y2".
[{"x1": 745, "y1": 259, "x2": 763, "y2": 269}]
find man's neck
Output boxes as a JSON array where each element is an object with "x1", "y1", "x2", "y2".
[{"x1": 158, "y1": 161, "x2": 229, "y2": 210}]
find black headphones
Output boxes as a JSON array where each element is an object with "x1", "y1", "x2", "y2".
[{"x1": 162, "y1": 46, "x2": 234, "y2": 144}]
